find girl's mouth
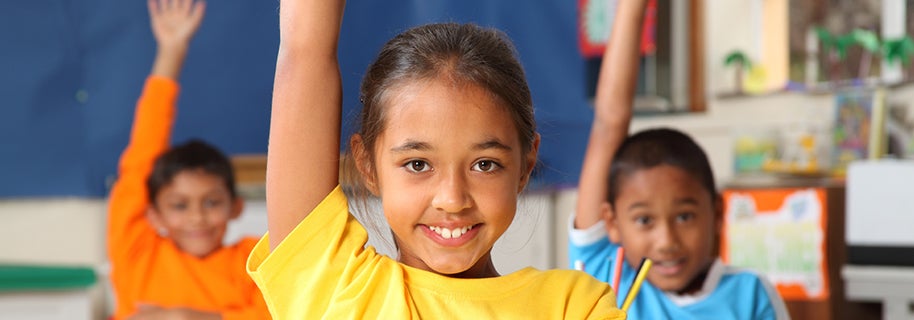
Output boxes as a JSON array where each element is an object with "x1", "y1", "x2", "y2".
[
  {"x1": 427, "y1": 225, "x2": 476, "y2": 239},
  {"x1": 422, "y1": 224, "x2": 481, "y2": 246}
]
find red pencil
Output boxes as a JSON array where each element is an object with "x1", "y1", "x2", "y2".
[{"x1": 611, "y1": 246, "x2": 624, "y2": 298}]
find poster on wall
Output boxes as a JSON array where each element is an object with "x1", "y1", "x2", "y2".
[
  {"x1": 721, "y1": 188, "x2": 829, "y2": 301},
  {"x1": 578, "y1": 0, "x2": 656, "y2": 57},
  {"x1": 832, "y1": 89, "x2": 888, "y2": 175},
  {"x1": 833, "y1": 90, "x2": 874, "y2": 172}
]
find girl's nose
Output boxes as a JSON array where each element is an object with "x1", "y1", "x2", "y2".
[{"x1": 431, "y1": 170, "x2": 472, "y2": 213}]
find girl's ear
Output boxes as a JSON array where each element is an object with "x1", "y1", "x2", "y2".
[
  {"x1": 518, "y1": 133, "x2": 541, "y2": 193},
  {"x1": 602, "y1": 202, "x2": 621, "y2": 243},
  {"x1": 350, "y1": 135, "x2": 380, "y2": 195}
]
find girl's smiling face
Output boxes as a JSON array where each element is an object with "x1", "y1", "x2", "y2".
[{"x1": 358, "y1": 77, "x2": 538, "y2": 278}]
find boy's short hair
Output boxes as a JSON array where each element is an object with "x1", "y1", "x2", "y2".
[
  {"x1": 607, "y1": 128, "x2": 717, "y2": 206},
  {"x1": 147, "y1": 139, "x2": 237, "y2": 203}
]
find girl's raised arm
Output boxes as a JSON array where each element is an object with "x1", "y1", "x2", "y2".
[
  {"x1": 574, "y1": 0, "x2": 648, "y2": 229},
  {"x1": 267, "y1": 0, "x2": 345, "y2": 249}
]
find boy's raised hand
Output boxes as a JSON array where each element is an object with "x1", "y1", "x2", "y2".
[
  {"x1": 148, "y1": 0, "x2": 205, "y2": 79},
  {"x1": 148, "y1": 0, "x2": 205, "y2": 51}
]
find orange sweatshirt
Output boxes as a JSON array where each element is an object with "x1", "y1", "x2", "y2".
[{"x1": 107, "y1": 76, "x2": 269, "y2": 320}]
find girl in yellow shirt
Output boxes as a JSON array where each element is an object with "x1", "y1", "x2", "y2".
[{"x1": 246, "y1": 0, "x2": 626, "y2": 318}]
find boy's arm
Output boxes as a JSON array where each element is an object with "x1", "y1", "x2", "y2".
[
  {"x1": 574, "y1": 0, "x2": 648, "y2": 229},
  {"x1": 266, "y1": 0, "x2": 345, "y2": 249},
  {"x1": 220, "y1": 292, "x2": 270, "y2": 320},
  {"x1": 108, "y1": 0, "x2": 204, "y2": 295},
  {"x1": 109, "y1": 0, "x2": 204, "y2": 255},
  {"x1": 129, "y1": 279, "x2": 267, "y2": 320},
  {"x1": 129, "y1": 300, "x2": 268, "y2": 320},
  {"x1": 107, "y1": 76, "x2": 179, "y2": 261},
  {"x1": 130, "y1": 305, "x2": 220, "y2": 320}
]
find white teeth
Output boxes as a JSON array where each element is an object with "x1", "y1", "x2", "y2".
[
  {"x1": 656, "y1": 260, "x2": 680, "y2": 266},
  {"x1": 429, "y1": 225, "x2": 473, "y2": 239}
]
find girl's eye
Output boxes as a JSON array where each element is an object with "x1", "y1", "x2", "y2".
[
  {"x1": 472, "y1": 160, "x2": 500, "y2": 173},
  {"x1": 405, "y1": 160, "x2": 430, "y2": 173},
  {"x1": 634, "y1": 216, "x2": 652, "y2": 226}
]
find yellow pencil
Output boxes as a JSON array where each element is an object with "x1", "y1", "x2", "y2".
[{"x1": 621, "y1": 258, "x2": 653, "y2": 312}]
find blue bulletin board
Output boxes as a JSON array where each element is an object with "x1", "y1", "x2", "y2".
[{"x1": 0, "y1": 0, "x2": 594, "y2": 197}]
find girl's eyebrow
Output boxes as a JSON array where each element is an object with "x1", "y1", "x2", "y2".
[
  {"x1": 474, "y1": 139, "x2": 512, "y2": 151},
  {"x1": 391, "y1": 140, "x2": 432, "y2": 153},
  {"x1": 390, "y1": 139, "x2": 512, "y2": 153}
]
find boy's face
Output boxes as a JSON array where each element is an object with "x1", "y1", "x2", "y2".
[
  {"x1": 357, "y1": 78, "x2": 538, "y2": 277},
  {"x1": 606, "y1": 164, "x2": 721, "y2": 294},
  {"x1": 148, "y1": 169, "x2": 242, "y2": 258}
]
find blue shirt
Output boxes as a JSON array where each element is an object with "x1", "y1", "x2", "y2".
[{"x1": 568, "y1": 216, "x2": 790, "y2": 320}]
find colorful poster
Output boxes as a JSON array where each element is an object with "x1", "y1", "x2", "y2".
[
  {"x1": 578, "y1": 0, "x2": 656, "y2": 57},
  {"x1": 832, "y1": 89, "x2": 884, "y2": 174},
  {"x1": 721, "y1": 188, "x2": 829, "y2": 301}
]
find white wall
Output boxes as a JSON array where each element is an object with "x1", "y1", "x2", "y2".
[{"x1": 0, "y1": 199, "x2": 107, "y2": 265}]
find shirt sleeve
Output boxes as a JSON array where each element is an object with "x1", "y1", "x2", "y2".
[
  {"x1": 567, "y1": 213, "x2": 619, "y2": 281},
  {"x1": 756, "y1": 274, "x2": 791, "y2": 320},
  {"x1": 247, "y1": 186, "x2": 377, "y2": 319},
  {"x1": 107, "y1": 75, "x2": 179, "y2": 265}
]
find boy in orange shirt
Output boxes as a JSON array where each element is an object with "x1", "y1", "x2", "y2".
[{"x1": 107, "y1": 0, "x2": 269, "y2": 319}]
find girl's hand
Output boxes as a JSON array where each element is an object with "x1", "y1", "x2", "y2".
[{"x1": 148, "y1": 0, "x2": 206, "y2": 52}]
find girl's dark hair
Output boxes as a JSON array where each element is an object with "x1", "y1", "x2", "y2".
[
  {"x1": 354, "y1": 22, "x2": 536, "y2": 166},
  {"x1": 607, "y1": 128, "x2": 718, "y2": 206},
  {"x1": 146, "y1": 139, "x2": 237, "y2": 203}
]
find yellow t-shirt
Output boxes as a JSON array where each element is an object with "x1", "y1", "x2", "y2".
[{"x1": 247, "y1": 186, "x2": 626, "y2": 319}]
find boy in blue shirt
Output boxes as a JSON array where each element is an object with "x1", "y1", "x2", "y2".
[{"x1": 569, "y1": 0, "x2": 789, "y2": 318}]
